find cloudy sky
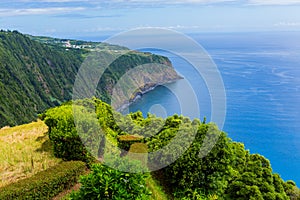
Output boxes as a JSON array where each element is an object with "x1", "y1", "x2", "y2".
[{"x1": 1, "y1": 0, "x2": 300, "y2": 38}]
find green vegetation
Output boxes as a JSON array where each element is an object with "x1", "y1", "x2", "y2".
[
  {"x1": 0, "y1": 161, "x2": 86, "y2": 200},
  {"x1": 118, "y1": 135, "x2": 144, "y2": 151},
  {"x1": 40, "y1": 99, "x2": 115, "y2": 165},
  {"x1": 0, "y1": 120, "x2": 61, "y2": 187},
  {"x1": 128, "y1": 143, "x2": 148, "y2": 168},
  {"x1": 0, "y1": 30, "x2": 179, "y2": 128},
  {"x1": 40, "y1": 99, "x2": 300, "y2": 199},
  {"x1": 160, "y1": 125, "x2": 291, "y2": 199},
  {"x1": 1, "y1": 30, "x2": 299, "y2": 199},
  {"x1": 27, "y1": 34, "x2": 128, "y2": 51},
  {"x1": 1, "y1": 99, "x2": 299, "y2": 199},
  {"x1": 42, "y1": 103, "x2": 96, "y2": 164},
  {"x1": 70, "y1": 157, "x2": 150, "y2": 200},
  {"x1": 0, "y1": 30, "x2": 83, "y2": 127},
  {"x1": 146, "y1": 176, "x2": 170, "y2": 200}
]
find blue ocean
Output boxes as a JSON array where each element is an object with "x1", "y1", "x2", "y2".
[{"x1": 127, "y1": 32, "x2": 300, "y2": 185}]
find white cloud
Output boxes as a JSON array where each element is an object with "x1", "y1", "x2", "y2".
[
  {"x1": 6, "y1": 0, "x2": 300, "y2": 6},
  {"x1": 110, "y1": 0, "x2": 300, "y2": 4},
  {"x1": 8, "y1": 0, "x2": 238, "y2": 5},
  {"x1": 0, "y1": 7, "x2": 85, "y2": 17},
  {"x1": 274, "y1": 22, "x2": 300, "y2": 27},
  {"x1": 105, "y1": 0, "x2": 238, "y2": 5},
  {"x1": 248, "y1": 0, "x2": 300, "y2": 5},
  {"x1": 80, "y1": 25, "x2": 202, "y2": 33}
]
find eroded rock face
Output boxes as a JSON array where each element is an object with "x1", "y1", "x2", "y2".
[{"x1": 106, "y1": 54, "x2": 182, "y2": 110}]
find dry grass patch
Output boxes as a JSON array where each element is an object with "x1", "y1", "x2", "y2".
[{"x1": 0, "y1": 120, "x2": 61, "y2": 187}]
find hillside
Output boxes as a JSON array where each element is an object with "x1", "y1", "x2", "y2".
[
  {"x1": 0, "y1": 121, "x2": 169, "y2": 200},
  {"x1": 0, "y1": 30, "x2": 180, "y2": 128},
  {"x1": 0, "y1": 120, "x2": 61, "y2": 187},
  {"x1": 41, "y1": 99, "x2": 300, "y2": 199},
  {"x1": 1, "y1": 99, "x2": 299, "y2": 199}
]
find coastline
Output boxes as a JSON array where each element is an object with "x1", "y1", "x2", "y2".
[{"x1": 116, "y1": 77, "x2": 183, "y2": 112}]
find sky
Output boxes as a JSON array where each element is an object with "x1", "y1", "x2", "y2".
[{"x1": 1, "y1": 0, "x2": 300, "y2": 39}]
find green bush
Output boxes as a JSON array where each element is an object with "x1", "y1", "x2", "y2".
[
  {"x1": 128, "y1": 143, "x2": 148, "y2": 167},
  {"x1": 129, "y1": 142, "x2": 148, "y2": 153},
  {"x1": 43, "y1": 100, "x2": 109, "y2": 164},
  {"x1": 41, "y1": 100, "x2": 299, "y2": 199},
  {"x1": 155, "y1": 123, "x2": 290, "y2": 199},
  {"x1": 43, "y1": 104, "x2": 92, "y2": 163},
  {"x1": 70, "y1": 157, "x2": 151, "y2": 200},
  {"x1": 283, "y1": 180, "x2": 300, "y2": 200},
  {"x1": 117, "y1": 135, "x2": 144, "y2": 151},
  {"x1": 0, "y1": 161, "x2": 86, "y2": 200}
]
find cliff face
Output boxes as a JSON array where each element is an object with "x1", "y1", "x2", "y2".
[
  {"x1": 95, "y1": 51, "x2": 182, "y2": 110},
  {"x1": 0, "y1": 31, "x2": 180, "y2": 127}
]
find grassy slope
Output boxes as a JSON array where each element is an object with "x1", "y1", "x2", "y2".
[
  {"x1": 0, "y1": 121, "x2": 170, "y2": 200},
  {"x1": 0, "y1": 120, "x2": 61, "y2": 187}
]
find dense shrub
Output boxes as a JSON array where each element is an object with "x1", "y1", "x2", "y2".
[
  {"x1": 128, "y1": 142, "x2": 148, "y2": 167},
  {"x1": 117, "y1": 135, "x2": 144, "y2": 151},
  {"x1": 129, "y1": 142, "x2": 148, "y2": 153},
  {"x1": 43, "y1": 104, "x2": 93, "y2": 163},
  {"x1": 41, "y1": 99, "x2": 300, "y2": 199},
  {"x1": 70, "y1": 157, "x2": 151, "y2": 200},
  {"x1": 43, "y1": 99, "x2": 110, "y2": 164},
  {"x1": 0, "y1": 161, "x2": 86, "y2": 200},
  {"x1": 156, "y1": 123, "x2": 291, "y2": 199},
  {"x1": 283, "y1": 180, "x2": 300, "y2": 200}
]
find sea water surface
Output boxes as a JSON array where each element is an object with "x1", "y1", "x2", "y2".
[{"x1": 128, "y1": 32, "x2": 300, "y2": 185}]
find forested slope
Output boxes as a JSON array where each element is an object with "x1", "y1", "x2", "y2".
[
  {"x1": 0, "y1": 30, "x2": 85, "y2": 126},
  {"x1": 0, "y1": 30, "x2": 179, "y2": 127}
]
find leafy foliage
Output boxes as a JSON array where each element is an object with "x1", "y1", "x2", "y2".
[
  {"x1": 70, "y1": 157, "x2": 151, "y2": 200},
  {"x1": 42, "y1": 99, "x2": 111, "y2": 164},
  {"x1": 153, "y1": 122, "x2": 292, "y2": 199},
  {"x1": 128, "y1": 143, "x2": 148, "y2": 168},
  {"x1": 0, "y1": 161, "x2": 86, "y2": 200},
  {"x1": 118, "y1": 135, "x2": 144, "y2": 151},
  {"x1": 119, "y1": 110, "x2": 298, "y2": 199},
  {"x1": 41, "y1": 99, "x2": 299, "y2": 199},
  {"x1": 284, "y1": 181, "x2": 300, "y2": 200}
]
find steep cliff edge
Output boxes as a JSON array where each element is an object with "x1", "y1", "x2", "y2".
[{"x1": 0, "y1": 30, "x2": 181, "y2": 127}]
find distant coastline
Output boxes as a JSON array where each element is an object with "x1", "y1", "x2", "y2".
[{"x1": 116, "y1": 76, "x2": 183, "y2": 112}]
